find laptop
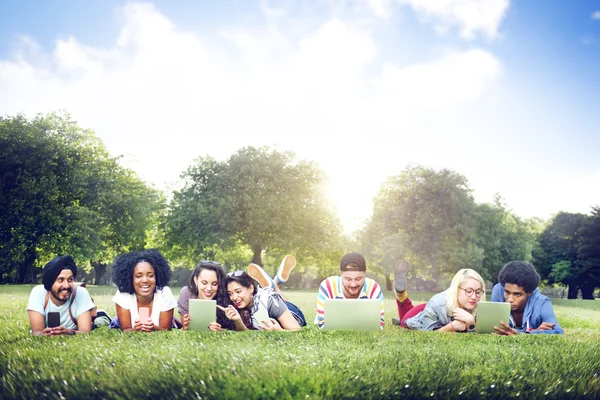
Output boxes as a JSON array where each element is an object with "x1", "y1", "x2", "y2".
[
  {"x1": 322, "y1": 299, "x2": 381, "y2": 331},
  {"x1": 188, "y1": 299, "x2": 216, "y2": 332},
  {"x1": 475, "y1": 301, "x2": 510, "y2": 334}
]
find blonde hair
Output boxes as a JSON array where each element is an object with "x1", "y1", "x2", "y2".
[{"x1": 445, "y1": 268, "x2": 486, "y2": 316}]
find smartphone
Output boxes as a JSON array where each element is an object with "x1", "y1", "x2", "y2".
[
  {"x1": 253, "y1": 308, "x2": 270, "y2": 328},
  {"x1": 138, "y1": 307, "x2": 150, "y2": 323},
  {"x1": 47, "y1": 312, "x2": 61, "y2": 328}
]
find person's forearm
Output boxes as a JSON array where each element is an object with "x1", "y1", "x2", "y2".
[{"x1": 235, "y1": 320, "x2": 248, "y2": 331}]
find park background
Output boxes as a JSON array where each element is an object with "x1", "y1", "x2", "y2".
[{"x1": 1, "y1": 1, "x2": 600, "y2": 398}]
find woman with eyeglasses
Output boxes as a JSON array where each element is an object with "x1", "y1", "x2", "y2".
[
  {"x1": 177, "y1": 260, "x2": 235, "y2": 332},
  {"x1": 219, "y1": 270, "x2": 305, "y2": 331},
  {"x1": 393, "y1": 264, "x2": 485, "y2": 332}
]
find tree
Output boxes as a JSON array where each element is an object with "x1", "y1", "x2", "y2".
[
  {"x1": 165, "y1": 146, "x2": 342, "y2": 271},
  {"x1": 576, "y1": 206, "x2": 600, "y2": 299},
  {"x1": 472, "y1": 195, "x2": 536, "y2": 283},
  {"x1": 362, "y1": 166, "x2": 481, "y2": 289},
  {"x1": 533, "y1": 212, "x2": 587, "y2": 299},
  {"x1": 0, "y1": 112, "x2": 163, "y2": 283}
]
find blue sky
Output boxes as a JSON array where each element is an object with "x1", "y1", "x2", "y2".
[{"x1": 1, "y1": 0, "x2": 599, "y2": 232}]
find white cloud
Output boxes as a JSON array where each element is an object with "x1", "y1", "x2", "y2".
[
  {"x1": 362, "y1": 0, "x2": 509, "y2": 39},
  {"x1": 10, "y1": 1, "x2": 595, "y2": 233},
  {"x1": 592, "y1": 10, "x2": 600, "y2": 20}
]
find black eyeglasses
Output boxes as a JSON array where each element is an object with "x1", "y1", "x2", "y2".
[{"x1": 227, "y1": 270, "x2": 245, "y2": 277}]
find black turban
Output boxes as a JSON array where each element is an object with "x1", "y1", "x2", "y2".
[{"x1": 42, "y1": 255, "x2": 77, "y2": 291}]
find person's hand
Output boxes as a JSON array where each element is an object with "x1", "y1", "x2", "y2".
[
  {"x1": 44, "y1": 326, "x2": 73, "y2": 336},
  {"x1": 260, "y1": 318, "x2": 283, "y2": 331},
  {"x1": 139, "y1": 318, "x2": 154, "y2": 332},
  {"x1": 217, "y1": 305, "x2": 241, "y2": 322},
  {"x1": 531, "y1": 322, "x2": 556, "y2": 331},
  {"x1": 208, "y1": 322, "x2": 223, "y2": 332},
  {"x1": 452, "y1": 308, "x2": 475, "y2": 326},
  {"x1": 450, "y1": 320, "x2": 467, "y2": 332},
  {"x1": 181, "y1": 314, "x2": 190, "y2": 331},
  {"x1": 132, "y1": 319, "x2": 150, "y2": 332},
  {"x1": 493, "y1": 320, "x2": 519, "y2": 336}
]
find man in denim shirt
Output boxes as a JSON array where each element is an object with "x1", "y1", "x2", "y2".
[{"x1": 491, "y1": 261, "x2": 564, "y2": 335}]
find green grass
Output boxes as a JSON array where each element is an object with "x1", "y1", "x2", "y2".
[{"x1": 1, "y1": 285, "x2": 599, "y2": 399}]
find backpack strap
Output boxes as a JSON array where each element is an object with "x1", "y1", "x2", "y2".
[
  {"x1": 69, "y1": 286, "x2": 78, "y2": 327},
  {"x1": 44, "y1": 286, "x2": 78, "y2": 328}
]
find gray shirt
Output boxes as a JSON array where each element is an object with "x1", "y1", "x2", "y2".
[{"x1": 405, "y1": 290, "x2": 451, "y2": 331}]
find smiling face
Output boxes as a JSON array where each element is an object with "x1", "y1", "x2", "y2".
[
  {"x1": 340, "y1": 270, "x2": 366, "y2": 298},
  {"x1": 194, "y1": 269, "x2": 219, "y2": 300},
  {"x1": 457, "y1": 278, "x2": 484, "y2": 311},
  {"x1": 133, "y1": 261, "x2": 156, "y2": 298},
  {"x1": 503, "y1": 283, "x2": 531, "y2": 313},
  {"x1": 50, "y1": 269, "x2": 74, "y2": 304},
  {"x1": 227, "y1": 281, "x2": 254, "y2": 309}
]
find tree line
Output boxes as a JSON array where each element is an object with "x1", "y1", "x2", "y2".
[{"x1": 1, "y1": 113, "x2": 598, "y2": 298}]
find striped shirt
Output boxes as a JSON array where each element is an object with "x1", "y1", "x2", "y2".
[{"x1": 314, "y1": 276, "x2": 385, "y2": 329}]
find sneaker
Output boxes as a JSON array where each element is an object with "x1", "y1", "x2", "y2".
[
  {"x1": 394, "y1": 260, "x2": 410, "y2": 293},
  {"x1": 93, "y1": 316, "x2": 111, "y2": 328},
  {"x1": 392, "y1": 317, "x2": 401, "y2": 326},
  {"x1": 247, "y1": 263, "x2": 276, "y2": 289},
  {"x1": 274, "y1": 255, "x2": 296, "y2": 285}
]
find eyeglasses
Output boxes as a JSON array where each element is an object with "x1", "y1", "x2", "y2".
[
  {"x1": 460, "y1": 287, "x2": 484, "y2": 298},
  {"x1": 227, "y1": 270, "x2": 245, "y2": 278}
]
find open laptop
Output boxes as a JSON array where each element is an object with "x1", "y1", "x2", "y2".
[
  {"x1": 322, "y1": 299, "x2": 381, "y2": 331},
  {"x1": 475, "y1": 301, "x2": 510, "y2": 333},
  {"x1": 188, "y1": 299, "x2": 216, "y2": 332}
]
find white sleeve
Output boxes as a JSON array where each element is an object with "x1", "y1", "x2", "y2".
[
  {"x1": 112, "y1": 290, "x2": 133, "y2": 309},
  {"x1": 27, "y1": 285, "x2": 46, "y2": 315},
  {"x1": 73, "y1": 287, "x2": 95, "y2": 318},
  {"x1": 158, "y1": 287, "x2": 176, "y2": 311}
]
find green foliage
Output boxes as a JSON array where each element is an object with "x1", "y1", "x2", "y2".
[
  {"x1": 165, "y1": 146, "x2": 344, "y2": 269},
  {"x1": 0, "y1": 113, "x2": 164, "y2": 283},
  {"x1": 361, "y1": 167, "x2": 535, "y2": 288},
  {"x1": 532, "y1": 211, "x2": 600, "y2": 298},
  {"x1": 1, "y1": 286, "x2": 599, "y2": 399}
]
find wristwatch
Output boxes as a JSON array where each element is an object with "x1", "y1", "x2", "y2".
[{"x1": 467, "y1": 324, "x2": 476, "y2": 331}]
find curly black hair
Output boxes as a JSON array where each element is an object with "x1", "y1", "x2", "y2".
[
  {"x1": 225, "y1": 271, "x2": 259, "y2": 330},
  {"x1": 498, "y1": 261, "x2": 540, "y2": 294},
  {"x1": 111, "y1": 249, "x2": 172, "y2": 294},
  {"x1": 186, "y1": 261, "x2": 234, "y2": 330}
]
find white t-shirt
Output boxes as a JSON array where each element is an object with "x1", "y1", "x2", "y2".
[
  {"x1": 112, "y1": 287, "x2": 176, "y2": 325},
  {"x1": 27, "y1": 285, "x2": 95, "y2": 330}
]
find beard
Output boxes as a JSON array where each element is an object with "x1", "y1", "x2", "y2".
[{"x1": 50, "y1": 287, "x2": 72, "y2": 303}]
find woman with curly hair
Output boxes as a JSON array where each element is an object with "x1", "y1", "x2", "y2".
[
  {"x1": 110, "y1": 249, "x2": 176, "y2": 332},
  {"x1": 177, "y1": 260, "x2": 234, "y2": 331}
]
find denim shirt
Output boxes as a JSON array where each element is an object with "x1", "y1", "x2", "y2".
[
  {"x1": 405, "y1": 290, "x2": 452, "y2": 331},
  {"x1": 491, "y1": 283, "x2": 564, "y2": 334}
]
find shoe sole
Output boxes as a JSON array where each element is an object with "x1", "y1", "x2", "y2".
[
  {"x1": 278, "y1": 255, "x2": 296, "y2": 282},
  {"x1": 247, "y1": 263, "x2": 274, "y2": 289},
  {"x1": 394, "y1": 260, "x2": 410, "y2": 293}
]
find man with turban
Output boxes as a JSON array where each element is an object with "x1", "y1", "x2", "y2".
[{"x1": 27, "y1": 255, "x2": 95, "y2": 336}]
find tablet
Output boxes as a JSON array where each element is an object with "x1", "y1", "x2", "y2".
[
  {"x1": 188, "y1": 299, "x2": 216, "y2": 332},
  {"x1": 322, "y1": 299, "x2": 381, "y2": 331},
  {"x1": 475, "y1": 301, "x2": 510, "y2": 334}
]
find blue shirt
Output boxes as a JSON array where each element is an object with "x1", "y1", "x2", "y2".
[{"x1": 491, "y1": 283, "x2": 564, "y2": 334}]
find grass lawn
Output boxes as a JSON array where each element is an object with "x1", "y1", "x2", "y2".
[{"x1": 1, "y1": 285, "x2": 599, "y2": 399}]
